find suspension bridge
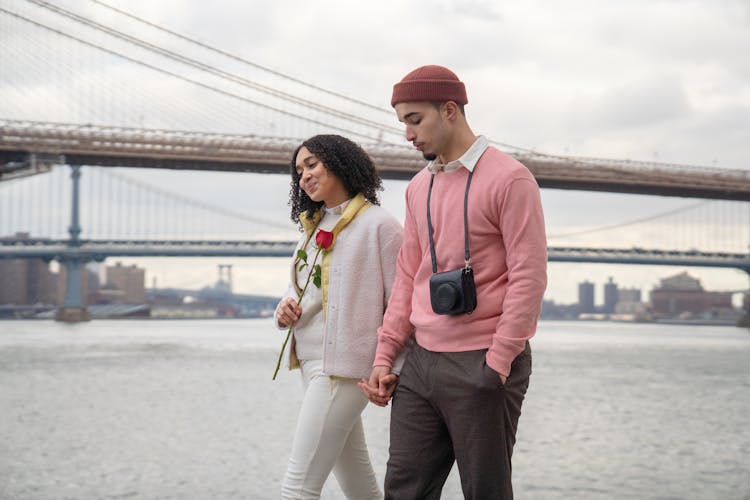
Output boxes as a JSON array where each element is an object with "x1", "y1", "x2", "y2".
[
  {"x1": 2, "y1": 163, "x2": 748, "y2": 322},
  {"x1": 0, "y1": 0, "x2": 749, "y2": 322}
]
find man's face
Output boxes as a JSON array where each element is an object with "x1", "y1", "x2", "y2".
[{"x1": 394, "y1": 102, "x2": 447, "y2": 162}]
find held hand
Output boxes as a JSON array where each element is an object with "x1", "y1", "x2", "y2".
[
  {"x1": 359, "y1": 366, "x2": 399, "y2": 407},
  {"x1": 276, "y1": 298, "x2": 302, "y2": 328}
]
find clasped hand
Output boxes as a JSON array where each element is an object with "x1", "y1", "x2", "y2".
[
  {"x1": 358, "y1": 366, "x2": 399, "y2": 407},
  {"x1": 278, "y1": 298, "x2": 398, "y2": 405}
]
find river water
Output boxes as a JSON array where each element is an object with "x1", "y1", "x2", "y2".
[{"x1": 1, "y1": 319, "x2": 748, "y2": 500}]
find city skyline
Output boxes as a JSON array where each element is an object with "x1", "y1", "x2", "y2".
[
  {"x1": 35, "y1": 257, "x2": 750, "y2": 307},
  {"x1": 3, "y1": 257, "x2": 746, "y2": 324}
]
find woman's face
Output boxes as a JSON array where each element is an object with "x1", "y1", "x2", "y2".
[{"x1": 295, "y1": 147, "x2": 348, "y2": 208}]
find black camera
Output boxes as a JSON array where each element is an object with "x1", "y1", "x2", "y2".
[{"x1": 429, "y1": 266, "x2": 477, "y2": 315}]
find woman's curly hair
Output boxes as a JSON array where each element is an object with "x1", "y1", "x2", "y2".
[{"x1": 288, "y1": 134, "x2": 383, "y2": 227}]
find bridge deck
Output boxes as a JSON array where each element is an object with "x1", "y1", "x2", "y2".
[
  {"x1": 2, "y1": 239, "x2": 749, "y2": 271},
  {"x1": 2, "y1": 120, "x2": 750, "y2": 200}
]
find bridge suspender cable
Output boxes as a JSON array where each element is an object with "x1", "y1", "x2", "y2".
[
  {"x1": 4, "y1": 2, "x2": 748, "y2": 172},
  {"x1": 33, "y1": 0, "x2": 548, "y2": 156},
  {"x1": 26, "y1": 0, "x2": 403, "y2": 137},
  {"x1": 96, "y1": 168, "x2": 291, "y2": 231},
  {"x1": 0, "y1": 6, "x2": 389, "y2": 143},
  {"x1": 88, "y1": 0, "x2": 394, "y2": 117},
  {"x1": 547, "y1": 200, "x2": 711, "y2": 239}
]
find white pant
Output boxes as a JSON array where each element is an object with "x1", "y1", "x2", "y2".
[{"x1": 281, "y1": 359, "x2": 382, "y2": 500}]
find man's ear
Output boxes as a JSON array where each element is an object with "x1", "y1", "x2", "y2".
[{"x1": 442, "y1": 101, "x2": 460, "y2": 121}]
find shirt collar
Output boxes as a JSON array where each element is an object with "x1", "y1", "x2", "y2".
[
  {"x1": 324, "y1": 198, "x2": 351, "y2": 215},
  {"x1": 427, "y1": 135, "x2": 489, "y2": 174}
]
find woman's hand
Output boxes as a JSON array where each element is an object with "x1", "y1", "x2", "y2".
[
  {"x1": 276, "y1": 298, "x2": 302, "y2": 328},
  {"x1": 359, "y1": 366, "x2": 399, "y2": 407}
]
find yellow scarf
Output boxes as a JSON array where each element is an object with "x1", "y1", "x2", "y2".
[{"x1": 289, "y1": 192, "x2": 371, "y2": 369}]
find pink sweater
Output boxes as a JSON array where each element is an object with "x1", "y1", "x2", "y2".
[{"x1": 374, "y1": 146, "x2": 547, "y2": 377}]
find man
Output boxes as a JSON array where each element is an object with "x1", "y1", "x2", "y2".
[{"x1": 359, "y1": 65, "x2": 547, "y2": 499}]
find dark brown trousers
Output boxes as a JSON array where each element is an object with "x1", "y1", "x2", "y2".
[{"x1": 385, "y1": 342, "x2": 532, "y2": 500}]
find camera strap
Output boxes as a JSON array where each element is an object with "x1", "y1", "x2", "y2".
[{"x1": 426, "y1": 170, "x2": 474, "y2": 273}]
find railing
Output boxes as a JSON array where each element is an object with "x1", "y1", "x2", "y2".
[
  {"x1": 3, "y1": 119, "x2": 750, "y2": 199},
  {"x1": 3, "y1": 238, "x2": 749, "y2": 271}
]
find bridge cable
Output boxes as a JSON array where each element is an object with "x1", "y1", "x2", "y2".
[
  {"x1": 8, "y1": 0, "x2": 545, "y2": 155},
  {"x1": 89, "y1": 0, "x2": 394, "y2": 117},
  {"x1": 27, "y1": 0, "x2": 403, "y2": 137},
  {"x1": 7, "y1": 4, "x2": 704, "y2": 169},
  {"x1": 1, "y1": 8, "x2": 227, "y2": 128},
  {"x1": 0, "y1": 6, "x2": 387, "y2": 143},
  {"x1": 96, "y1": 168, "x2": 291, "y2": 232},
  {"x1": 5, "y1": 4, "x2": 743, "y2": 173},
  {"x1": 547, "y1": 199, "x2": 711, "y2": 239}
]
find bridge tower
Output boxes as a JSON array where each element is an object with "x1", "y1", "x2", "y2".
[
  {"x1": 216, "y1": 264, "x2": 233, "y2": 294},
  {"x1": 55, "y1": 165, "x2": 91, "y2": 323}
]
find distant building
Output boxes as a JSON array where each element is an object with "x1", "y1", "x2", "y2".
[
  {"x1": 216, "y1": 264, "x2": 233, "y2": 294},
  {"x1": 0, "y1": 233, "x2": 57, "y2": 305},
  {"x1": 617, "y1": 287, "x2": 642, "y2": 304},
  {"x1": 540, "y1": 299, "x2": 580, "y2": 320},
  {"x1": 613, "y1": 286, "x2": 648, "y2": 320},
  {"x1": 603, "y1": 277, "x2": 618, "y2": 314},
  {"x1": 650, "y1": 271, "x2": 733, "y2": 318},
  {"x1": 0, "y1": 258, "x2": 57, "y2": 305},
  {"x1": 578, "y1": 280, "x2": 595, "y2": 313},
  {"x1": 658, "y1": 272, "x2": 703, "y2": 291},
  {"x1": 103, "y1": 262, "x2": 146, "y2": 303}
]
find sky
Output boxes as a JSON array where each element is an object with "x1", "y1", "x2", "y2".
[{"x1": 1, "y1": 0, "x2": 749, "y2": 305}]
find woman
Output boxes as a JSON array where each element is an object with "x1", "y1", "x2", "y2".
[{"x1": 274, "y1": 134, "x2": 403, "y2": 499}]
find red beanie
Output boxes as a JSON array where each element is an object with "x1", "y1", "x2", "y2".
[{"x1": 391, "y1": 65, "x2": 468, "y2": 107}]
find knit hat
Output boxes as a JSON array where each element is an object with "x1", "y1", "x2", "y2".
[{"x1": 391, "y1": 65, "x2": 468, "y2": 107}]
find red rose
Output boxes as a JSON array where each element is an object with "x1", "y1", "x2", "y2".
[
  {"x1": 315, "y1": 229, "x2": 334, "y2": 250},
  {"x1": 273, "y1": 227, "x2": 333, "y2": 380}
]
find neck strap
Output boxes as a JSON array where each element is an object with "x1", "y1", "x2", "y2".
[{"x1": 427, "y1": 170, "x2": 474, "y2": 273}]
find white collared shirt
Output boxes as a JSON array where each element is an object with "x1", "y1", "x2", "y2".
[
  {"x1": 428, "y1": 135, "x2": 489, "y2": 174},
  {"x1": 324, "y1": 198, "x2": 351, "y2": 215}
]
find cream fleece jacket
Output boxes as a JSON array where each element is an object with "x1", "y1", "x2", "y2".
[{"x1": 276, "y1": 203, "x2": 404, "y2": 379}]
